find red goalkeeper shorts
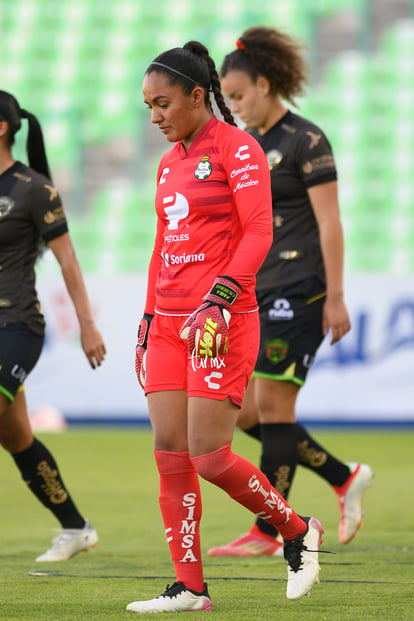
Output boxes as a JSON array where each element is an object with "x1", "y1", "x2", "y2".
[{"x1": 144, "y1": 311, "x2": 259, "y2": 407}]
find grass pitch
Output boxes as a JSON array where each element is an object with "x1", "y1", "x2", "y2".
[{"x1": 0, "y1": 427, "x2": 413, "y2": 620}]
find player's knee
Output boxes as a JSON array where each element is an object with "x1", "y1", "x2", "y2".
[
  {"x1": 0, "y1": 434, "x2": 31, "y2": 454},
  {"x1": 192, "y1": 443, "x2": 236, "y2": 481}
]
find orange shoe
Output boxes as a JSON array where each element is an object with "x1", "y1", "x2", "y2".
[
  {"x1": 333, "y1": 462, "x2": 374, "y2": 544},
  {"x1": 208, "y1": 525, "x2": 284, "y2": 557}
]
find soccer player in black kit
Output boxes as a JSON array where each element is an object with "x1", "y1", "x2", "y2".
[
  {"x1": 208, "y1": 27, "x2": 373, "y2": 557},
  {"x1": 0, "y1": 90, "x2": 105, "y2": 561}
]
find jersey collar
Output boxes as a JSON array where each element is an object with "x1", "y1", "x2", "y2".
[{"x1": 178, "y1": 116, "x2": 218, "y2": 159}]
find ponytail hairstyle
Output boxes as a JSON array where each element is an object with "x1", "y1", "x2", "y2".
[
  {"x1": 146, "y1": 41, "x2": 237, "y2": 126},
  {"x1": 0, "y1": 90, "x2": 52, "y2": 181},
  {"x1": 220, "y1": 26, "x2": 308, "y2": 107}
]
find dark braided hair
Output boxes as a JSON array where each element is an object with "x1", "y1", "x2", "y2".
[
  {"x1": 0, "y1": 90, "x2": 52, "y2": 180},
  {"x1": 220, "y1": 26, "x2": 308, "y2": 107},
  {"x1": 146, "y1": 41, "x2": 237, "y2": 126}
]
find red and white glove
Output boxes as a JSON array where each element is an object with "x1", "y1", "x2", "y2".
[
  {"x1": 135, "y1": 313, "x2": 153, "y2": 389},
  {"x1": 180, "y1": 276, "x2": 241, "y2": 358}
]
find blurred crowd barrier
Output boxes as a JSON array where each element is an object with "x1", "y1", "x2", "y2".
[{"x1": 26, "y1": 272, "x2": 414, "y2": 425}]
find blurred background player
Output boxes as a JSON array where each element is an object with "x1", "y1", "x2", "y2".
[
  {"x1": 0, "y1": 90, "x2": 105, "y2": 561},
  {"x1": 127, "y1": 40, "x2": 324, "y2": 614},
  {"x1": 208, "y1": 27, "x2": 373, "y2": 558}
]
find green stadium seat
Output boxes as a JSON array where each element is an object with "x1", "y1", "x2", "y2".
[
  {"x1": 2, "y1": 0, "x2": 414, "y2": 274},
  {"x1": 345, "y1": 214, "x2": 392, "y2": 273},
  {"x1": 314, "y1": 0, "x2": 368, "y2": 15},
  {"x1": 44, "y1": 115, "x2": 81, "y2": 169},
  {"x1": 380, "y1": 18, "x2": 414, "y2": 57},
  {"x1": 81, "y1": 182, "x2": 156, "y2": 272}
]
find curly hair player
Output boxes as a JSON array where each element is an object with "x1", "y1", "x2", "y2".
[{"x1": 208, "y1": 27, "x2": 373, "y2": 559}]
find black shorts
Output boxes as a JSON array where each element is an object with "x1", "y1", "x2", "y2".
[
  {"x1": 253, "y1": 277, "x2": 326, "y2": 386},
  {"x1": 0, "y1": 322, "x2": 44, "y2": 402}
]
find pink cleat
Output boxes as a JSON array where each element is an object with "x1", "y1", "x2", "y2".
[{"x1": 208, "y1": 525, "x2": 284, "y2": 557}]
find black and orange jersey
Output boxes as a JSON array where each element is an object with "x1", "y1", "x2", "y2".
[
  {"x1": 0, "y1": 161, "x2": 68, "y2": 335},
  {"x1": 145, "y1": 116, "x2": 273, "y2": 315},
  {"x1": 251, "y1": 110, "x2": 337, "y2": 290}
]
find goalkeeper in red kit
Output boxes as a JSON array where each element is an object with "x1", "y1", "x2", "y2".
[{"x1": 128, "y1": 41, "x2": 325, "y2": 614}]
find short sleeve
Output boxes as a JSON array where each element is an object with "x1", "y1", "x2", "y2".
[
  {"x1": 295, "y1": 127, "x2": 337, "y2": 188},
  {"x1": 28, "y1": 181, "x2": 69, "y2": 241}
]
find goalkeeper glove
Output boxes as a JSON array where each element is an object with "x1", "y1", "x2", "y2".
[
  {"x1": 135, "y1": 313, "x2": 153, "y2": 389},
  {"x1": 180, "y1": 276, "x2": 241, "y2": 358}
]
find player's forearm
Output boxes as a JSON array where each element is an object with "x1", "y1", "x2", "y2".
[
  {"x1": 48, "y1": 234, "x2": 96, "y2": 327},
  {"x1": 60, "y1": 259, "x2": 96, "y2": 327},
  {"x1": 319, "y1": 220, "x2": 345, "y2": 299},
  {"x1": 225, "y1": 213, "x2": 273, "y2": 287}
]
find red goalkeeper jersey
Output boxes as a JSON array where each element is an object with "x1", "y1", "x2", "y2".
[{"x1": 144, "y1": 116, "x2": 273, "y2": 315}]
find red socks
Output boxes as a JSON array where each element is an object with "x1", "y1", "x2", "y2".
[
  {"x1": 154, "y1": 444, "x2": 307, "y2": 592},
  {"x1": 154, "y1": 450, "x2": 204, "y2": 592},
  {"x1": 191, "y1": 443, "x2": 307, "y2": 541}
]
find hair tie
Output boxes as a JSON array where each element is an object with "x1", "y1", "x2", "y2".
[
  {"x1": 20, "y1": 108, "x2": 29, "y2": 119},
  {"x1": 236, "y1": 39, "x2": 245, "y2": 50}
]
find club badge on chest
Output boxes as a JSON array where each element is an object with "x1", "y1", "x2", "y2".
[{"x1": 194, "y1": 155, "x2": 212, "y2": 180}]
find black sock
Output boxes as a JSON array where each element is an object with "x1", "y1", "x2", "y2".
[
  {"x1": 296, "y1": 422, "x2": 350, "y2": 487},
  {"x1": 12, "y1": 438, "x2": 85, "y2": 529},
  {"x1": 256, "y1": 423, "x2": 298, "y2": 537},
  {"x1": 242, "y1": 424, "x2": 261, "y2": 440}
]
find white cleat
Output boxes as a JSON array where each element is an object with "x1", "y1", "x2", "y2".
[
  {"x1": 126, "y1": 581, "x2": 213, "y2": 614},
  {"x1": 284, "y1": 517, "x2": 324, "y2": 601},
  {"x1": 36, "y1": 520, "x2": 98, "y2": 562},
  {"x1": 334, "y1": 462, "x2": 374, "y2": 544}
]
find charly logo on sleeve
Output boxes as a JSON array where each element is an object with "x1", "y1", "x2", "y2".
[
  {"x1": 43, "y1": 184, "x2": 58, "y2": 201},
  {"x1": 0, "y1": 196, "x2": 15, "y2": 218},
  {"x1": 306, "y1": 131, "x2": 321, "y2": 149},
  {"x1": 235, "y1": 145, "x2": 250, "y2": 161},
  {"x1": 194, "y1": 155, "x2": 212, "y2": 180}
]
